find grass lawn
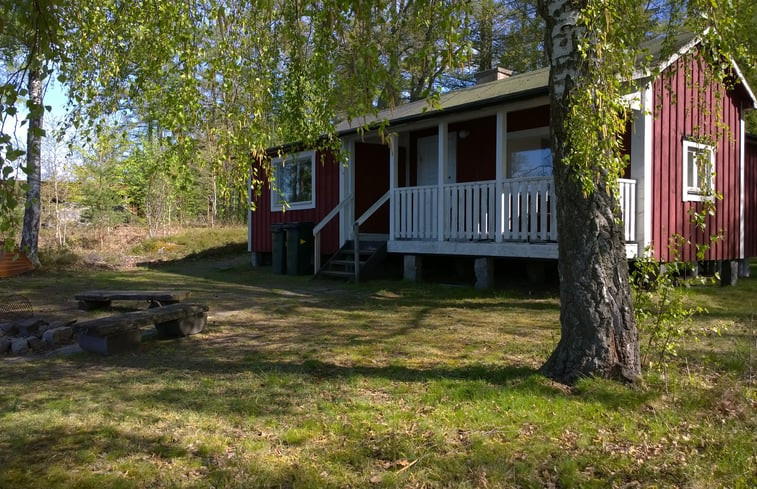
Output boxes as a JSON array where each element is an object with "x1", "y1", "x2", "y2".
[{"x1": 0, "y1": 243, "x2": 754, "y2": 488}]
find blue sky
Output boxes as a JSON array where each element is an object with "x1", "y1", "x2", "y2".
[{"x1": 5, "y1": 78, "x2": 68, "y2": 145}]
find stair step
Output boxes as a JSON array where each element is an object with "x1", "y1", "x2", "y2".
[
  {"x1": 318, "y1": 270, "x2": 355, "y2": 278},
  {"x1": 341, "y1": 250, "x2": 376, "y2": 257},
  {"x1": 317, "y1": 239, "x2": 387, "y2": 282},
  {"x1": 331, "y1": 259, "x2": 367, "y2": 266}
]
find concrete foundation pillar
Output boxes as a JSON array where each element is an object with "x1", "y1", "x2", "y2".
[
  {"x1": 474, "y1": 257, "x2": 494, "y2": 290},
  {"x1": 738, "y1": 258, "x2": 751, "y2": 278},
  {"x1": 251, "y1": 252, "x2": 264, "y2": 268},
  {"x1": 403, "y1": 255, "x2": 423, "y2": 282},
  {"x1": 720, "y1": 260, "x2": 738, "y2": 286}
]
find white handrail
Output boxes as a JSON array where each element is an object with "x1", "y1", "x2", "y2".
[
  {"x1": 314, "y1": 194, "x2": 353, "y2": 236},
  {"x1": 355, "y1": 190, "x2": 390, "y2": 227},
  {"x1": 352, "y1": 190, "x2": 391, "y2": 283},
  {"x1": 313, "y1": 194, "x2": 354, "y2": 275}
]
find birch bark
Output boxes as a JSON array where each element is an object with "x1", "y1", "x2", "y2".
[
  {"x1": 538, "y1": 0, "x2": 641, "y2": 384},
  {"x1": 21, "y1": 54, "x2": 43, "y2": 268}
]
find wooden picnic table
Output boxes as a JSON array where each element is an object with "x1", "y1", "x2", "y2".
[{"x1": 75, "y1": 290, "x2": 191, "y2": 310}]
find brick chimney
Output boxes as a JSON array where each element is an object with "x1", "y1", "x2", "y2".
[{"x1": 474, "y1": 67, "x2": 513, "y2": 85}]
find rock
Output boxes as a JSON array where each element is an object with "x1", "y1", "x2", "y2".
[
  {"x1": 27, "y1": 336, "x2": 45, "y2": 352},
  {"x1": 42, "y1": 326, "x2": 74, "y2": 346},
  {"x1": 0, "y1": 322, "x2": 18, "y2": 336},
  {"x1": 0, "y1": 338, "x2": 10, "y2": 354},
  {"x1": 16, "y1": 318, "x2": 47, "y2": 337},
  {"x1": 47, "y1": 318, "x2": 78, "y2": 329},
  {"x1": 11, "y1": 338, "x2": 29, "y2": 355},
  {"x1": 37, "y1": 322, "x2": 53, "y2": 337}
]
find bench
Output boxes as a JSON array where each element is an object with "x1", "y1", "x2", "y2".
[
  {"x1": 74, "y1": 303, "x2": 209, "y2": 355},
  {"x1": 75, "y1": 290, "x2": 191, "y2": 310}
]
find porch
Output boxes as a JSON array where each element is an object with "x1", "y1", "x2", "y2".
[
  {"x1": 314, "y1": 103, "x2": 640, "y2": 279},
  {"x1": 389, "y1": 176, "x2": 637, "y2": 259},
  {"x1": 314, "y1": 175, "x2": 638, "y2": 278}
]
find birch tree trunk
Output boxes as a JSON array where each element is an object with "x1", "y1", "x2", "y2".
[
  {"x1": 21, "y1": 57, "x2": 43, "y2": 268},
  {"x1": 538, "y1": 0, "x2": 641, "y2": 384}
]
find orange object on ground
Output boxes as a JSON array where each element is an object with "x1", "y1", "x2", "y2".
[{"x1": 0, "y1": 248, "x2": 35, "y2": 278}]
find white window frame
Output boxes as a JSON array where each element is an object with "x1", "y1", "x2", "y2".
[
  {"x1": 682, "y1": 139, "x2": 715, "y2": 202},
  {"x1": 270, "y1": 150, "x2": 316, "y2": 211}
]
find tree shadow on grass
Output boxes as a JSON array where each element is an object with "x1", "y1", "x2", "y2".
[{"x1": 136, "y1": 242, "x2": 249, "y2": 268}]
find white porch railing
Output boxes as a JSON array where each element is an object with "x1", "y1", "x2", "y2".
[
  {"x1": 393, "y1": 177, "x2": 637, "y2": 243},
  {"x1": 618, "y1": 178, "x2": 636, "y2": 244}
]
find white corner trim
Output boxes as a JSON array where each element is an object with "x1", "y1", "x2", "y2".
[
  {"x1": 247, "y1": 174, "x2": 253, "y2": 253},
  {"x1": 740, "y1": 105, "x2": 746, "y2": 259},
  {"x1": 642, "y1": 84, "x2": 653, "y2": 250}
]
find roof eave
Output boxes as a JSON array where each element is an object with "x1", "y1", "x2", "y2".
[{"x1": 336, "y1": 85, "x2": 550, "y2": 138}]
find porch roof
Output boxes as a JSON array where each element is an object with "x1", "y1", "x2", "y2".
[{"x1": 334, "y1": 68, "x2": 549, "y2": 135}]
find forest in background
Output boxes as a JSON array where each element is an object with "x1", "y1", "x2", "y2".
[{"x1": 1, "y1": 1, "x2": 551, "y2": 255}]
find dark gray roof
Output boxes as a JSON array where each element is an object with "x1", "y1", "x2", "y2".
[{"x1": 334, "y1": 68, "x2": 549, "y2": 135}]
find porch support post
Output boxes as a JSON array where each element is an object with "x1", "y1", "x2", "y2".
[
  {"x1": 438, "y1": 121, "x2": 448, "y2": 242},
  {"x1": 474, "y1": 257, "x2": 494, "y2": 290},
  {"x1": 495, "y1": 110, "x2": 506, "y2": 243},
  {"x1": 389, "y1": 134, "x2": 398, "y2": 241},
  {"x1": 341, "y1": 138, "x2": 355, "y2": 244}
]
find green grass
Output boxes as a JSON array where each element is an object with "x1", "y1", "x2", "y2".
[{"x1": 0, "y1": 241, "x2": 754, "y2": 488}]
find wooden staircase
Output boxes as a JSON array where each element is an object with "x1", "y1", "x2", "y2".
[{"x1": 316, "y1": 240, "x2": 387, "y2": 281}]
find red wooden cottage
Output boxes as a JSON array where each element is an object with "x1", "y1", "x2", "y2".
[{"x1": 248, "y1": 34, "x2": 756, "y2": 285}]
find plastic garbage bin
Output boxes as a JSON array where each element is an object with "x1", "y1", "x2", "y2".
[
  {"x1": 271, "y1": 223, "x2": 287, "y2": 274},
  {"x1": 284, "y1": 222, "x2": 314, "y2": 275}
]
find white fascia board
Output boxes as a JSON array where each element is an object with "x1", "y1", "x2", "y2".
[
  {"x1": 730, "y1": 59, "x2": 757, "y2": 110},
  {"x1": 621, "y1": 91, "x2": 642, "y2": 111},
  {"x1": 632, "y1": 35, "x2": 702, "y2": 80}
]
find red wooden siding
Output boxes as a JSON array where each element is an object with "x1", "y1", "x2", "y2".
[
  {"x1": 746, "y1": 136, "x2": 757, "y2": 257},
  {"x1": 250, "y1": 150, "x2": 340, "y2": 254},
  {"x1": 507, "y1": 105, "x2": 549, "y2": 132},
  {"x1": 451, "y1": 116, "x2": 496, "y2": 183},
  {"x1": 355, "y1": 142, "x2": 390, "y2": 233},
  {"x1": 651, "y1": 55, "x2": 747, "y2": 262}
]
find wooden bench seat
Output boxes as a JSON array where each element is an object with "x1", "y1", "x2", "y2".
[
  {"x1": 74, "y1": 303, "x2": 208, "y2": 355},
  {"x1": 75, "y1": 290, "x2": 191, "y2": 310}
]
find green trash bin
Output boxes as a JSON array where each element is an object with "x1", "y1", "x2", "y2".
[
  {"x1": 271, "y1": 223, "x2": 287, "y2": 274},
  {"x1": 284, "y1": 222, "x2": 314, "y2": 275}
]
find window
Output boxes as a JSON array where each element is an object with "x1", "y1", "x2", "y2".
[
  {"x1": 271, "y1": 151, "x2": 315, "y2": 211},
  {"x1": 682, "y1": 139, "x2": 715, "y2": 202},
  {"x1": 507, "y1": 127, "x2": 552, "y2": 178}
]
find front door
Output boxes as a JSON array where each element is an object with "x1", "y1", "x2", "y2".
[{"x1": 417, "y1": 133, "x2": 457, "y2": 186}]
